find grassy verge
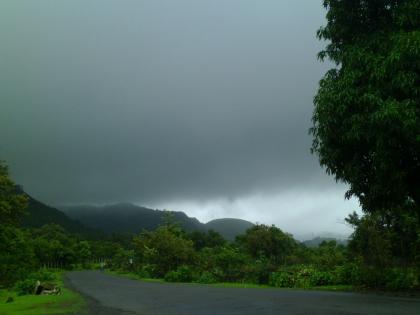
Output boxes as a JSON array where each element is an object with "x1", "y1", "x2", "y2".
[
  {"x1": 0, "y1": 271, "x2": 86, "y2": 315},
  {"x1": 107, "y1": 270, "x2": 354, "y2": 292}
]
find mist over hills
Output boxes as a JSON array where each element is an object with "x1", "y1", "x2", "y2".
[
  {"x1": 23, "y1": 194, "x2": 92, "y2": 235},
  {"x1": 22, "y1": 194, "x2": 346, "y2": 243},
  {"x1": 60, "y1": 203, "x2": 255, "y2": 240},
  {"x1": 205, "y1": 218, "x2": 254, "y2": 241}
]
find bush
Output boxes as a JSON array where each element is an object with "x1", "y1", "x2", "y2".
[
  {"x1": 336, "y1": 263, "x2": 357, "y2": 285},
  {"x1": 269, "y1": 265, "x2": 342, "y2": 288},
  {"x1": 196, "y1": 271, "x2": 217, "y2": 284},
  {"x1": 294, "y1": 266, "x2": 316, "y2": 288},
  {"x1": 309, "y1": 269, "x2": 340, "y2": 286},
  {"x1": 135, "y1": 265, "x2": 154, "y2": 278},
  {"x1": 242, "y1": 259, "x2": 275, "y2": 285},
  {"x1": 269, "y1": 271, "x2": 294, "y2": 288},
  {"x1": 13, "y1": 269, "x2": 57, "y2": 295},
  {"x1": 14, "y1": 278, "x2": 37, "y2": 296},
  {"x1": 32, "y1": 269, "x2": 57, "y2": 282},
  {"x1": 164, "y1": 265, "x2": 193, "y2": 283},
  {"x1": 385, "y1": 268, "x2": 419, "y2": 291}
]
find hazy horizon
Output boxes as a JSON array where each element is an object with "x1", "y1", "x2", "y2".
[{"x1": 1, "y1": 0, "x2": 360, "y2": 237}]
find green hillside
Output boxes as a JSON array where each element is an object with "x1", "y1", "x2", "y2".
[
  {"x1": 205, "y1": 218, "x2": 254, "y2": 240},
  {"x1": 61, "y1": 204, "x2": 254, "y2": 240},
  {"x1": 22, "y1": 195, "x2": 90, "y2": 234}
]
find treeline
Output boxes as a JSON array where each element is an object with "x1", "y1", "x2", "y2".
[{"x1": 107, "y1": 219, "x2": 420, "y2": 291}]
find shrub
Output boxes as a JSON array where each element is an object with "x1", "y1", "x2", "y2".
[
  {"x1": 14, "y1": 278, "x2": 37, "y2": 296},
  {"x1": 294, "y1": 266, "x2": 316, "y2": 288},
  {"x1": 13, "y1": 269, "x2": 57, "y2": 295},
  {"x1": 338, "y1": 262, "x2": 362, "y2": 285},
  {"x1": 135, "y1": 264, "x2": 154, "y2": 278},
  {"x1": 309, "y1": 270, "x2": 337, "y2": 286},
  {"x1": 269, "y1": 271, "x2": 294, "y2": 288},
  {"x1": 359, "y1": 266, "x2": 386, "y2": 288},
  {"x1": 32, "y1": 269, "x2": 57, "y2": 282},
  {"x1": 164, "y1": 265, "x2": 193, "y2": 283},
  {"x1": 196, "y1": 271, "x2": 217, "y2": 284},
  {"x1": 269, "y1": 265, "x2": 343, "y2": 288},
  {"x1": 242, "y1": 259, "x2": 275, "y2": 285},
  {"x1": 385, "y1": 268, "x2": 419, "y2": 291}
]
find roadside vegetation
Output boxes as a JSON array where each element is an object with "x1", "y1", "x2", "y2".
[
  {"x1": 106, "y1": 219, "x2": 419, "y2": 292},
  {"x1": 0, "y1": 270, "x2": 85, "y2": 315}
]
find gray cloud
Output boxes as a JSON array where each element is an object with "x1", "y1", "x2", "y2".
[{"x1": 0, "y1": 1, "x2": 359, "y2": 234}]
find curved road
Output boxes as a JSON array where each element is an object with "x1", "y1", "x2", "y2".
[{"x1": 66, "y1": 271, "x2": 420, "y2": 315}]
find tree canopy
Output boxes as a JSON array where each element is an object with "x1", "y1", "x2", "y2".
[{"x1": 311, "y1": 0, "x2": 420, "y2": 217}]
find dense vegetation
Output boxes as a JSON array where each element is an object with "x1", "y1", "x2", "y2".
[{"x1": 311, "y1": 0, "x2": 420, "y2": 289}]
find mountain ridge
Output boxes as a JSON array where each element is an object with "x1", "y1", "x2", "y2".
[{"x1": 60, "y1": 203, "x2": 254, "y2": 240}]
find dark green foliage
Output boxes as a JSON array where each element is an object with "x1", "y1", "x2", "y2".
[
  {"x1": 313, "y1": 240, "x2": 346, "y2": 268},
  {"x1": 13, "y1": 278, "x2": 37, "y2": 296},
  {"x1": 384, "y1": 268, "x2": 419, "y2": 290},
  {"x1": 310, "y1": 0, "x2": 420, "y2": 291},
  {"x1": 0, "y1": 225, "x2": 36, "y2": 286},
  {"x1": 188, "y1": 230, "x2": 226, "y2": 250},
  {"x1": 29, "y1": 224, "x2": 93, "y2": 268},
  {"x1": 132, "y1": 225, "x2": 195, "y2": 277},
  {"x1": 211, "y1": 246, "x2": 248, "y2": 282},
  {"x1": 312, "y1": 0, "x2": 420, "y2": 217},
  {"x1": 61, "y1": 204, "x2": 205, "y2": 235},
  {"x1": 13, "y1": 269, "x2": 57, "y2": 295},
  {"x1": 242, "y1": 258, "x2": 276, "y2": 284},
  {"x1": 110, "y1": 247, "x2": 134, "y2": 272},
  {"x1": 196, "y1": 271, "x2": 217, "y2": 284},
  {"x1": 270, "y1": 265, "x2": 342, "y2": 288},
  {"x1": 164, "y1": 265, "x2": 193, "y2": 283},
  {"x1": 236, "y1": 224, "x2": 296, "y2": 265},
  {"x1": 0, "y1": 161, "x2": 27, "y2": 226}
]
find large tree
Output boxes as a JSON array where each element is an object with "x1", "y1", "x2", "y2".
[{"x1": 311, "y1": 0, "x2": 420, "y2": 217}]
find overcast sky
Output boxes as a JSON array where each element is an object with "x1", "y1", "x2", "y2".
[{"x1": 0, "y1": 0, "x2": 359, "y2": 238}]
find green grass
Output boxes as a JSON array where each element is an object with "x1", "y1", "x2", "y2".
[
  {"x1": 0, "y1": 272, "x2": 86, "y2": 315},
  {"x1": 107, "y1": 270, "x2": 354, "y2": 292}
]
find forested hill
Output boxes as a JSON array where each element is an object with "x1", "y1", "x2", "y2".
[
  {"x1": 205, "y1": 218, "x2": 254, "y2": 240},
  {"x1": 22, "y1": 195, "x2": 90, "y2": 234},
  {"x1": 60, "y1": 203, "x2": 254, "y2": 240}
]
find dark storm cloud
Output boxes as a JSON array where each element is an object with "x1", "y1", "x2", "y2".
[{"x1": 0, "y1": 1, "x2": 337, "y2": 208}]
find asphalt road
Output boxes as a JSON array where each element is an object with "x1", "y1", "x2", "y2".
[{"x1": 65, "y1": 271, "x2": 420, "y2": 315}]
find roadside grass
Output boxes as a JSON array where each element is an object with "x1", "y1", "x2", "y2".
[
  {"x1": 107, "y1": 270, "x2": 354, "y2": 292},
  {"x1": 0, "y1": 271, "x2": 86, "y2": 315}
]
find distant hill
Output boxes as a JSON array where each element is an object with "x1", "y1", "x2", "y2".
[
  {"x1": 302, "y1": 237, "x2": 348, "y2": 248},
  {"x1": 22, "y1": 195, "x2": 91, "y2": 235},
  {"x1": 205, "y1": 218, "x2": 254, "y2": 241},
  {"x1": 60, "y1": 203, "x2": 254, "y2": 240}
]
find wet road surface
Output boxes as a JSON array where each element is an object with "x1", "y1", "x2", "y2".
[{"x1": 66, "y1": 271, "x2": 420, "y2": 315}]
